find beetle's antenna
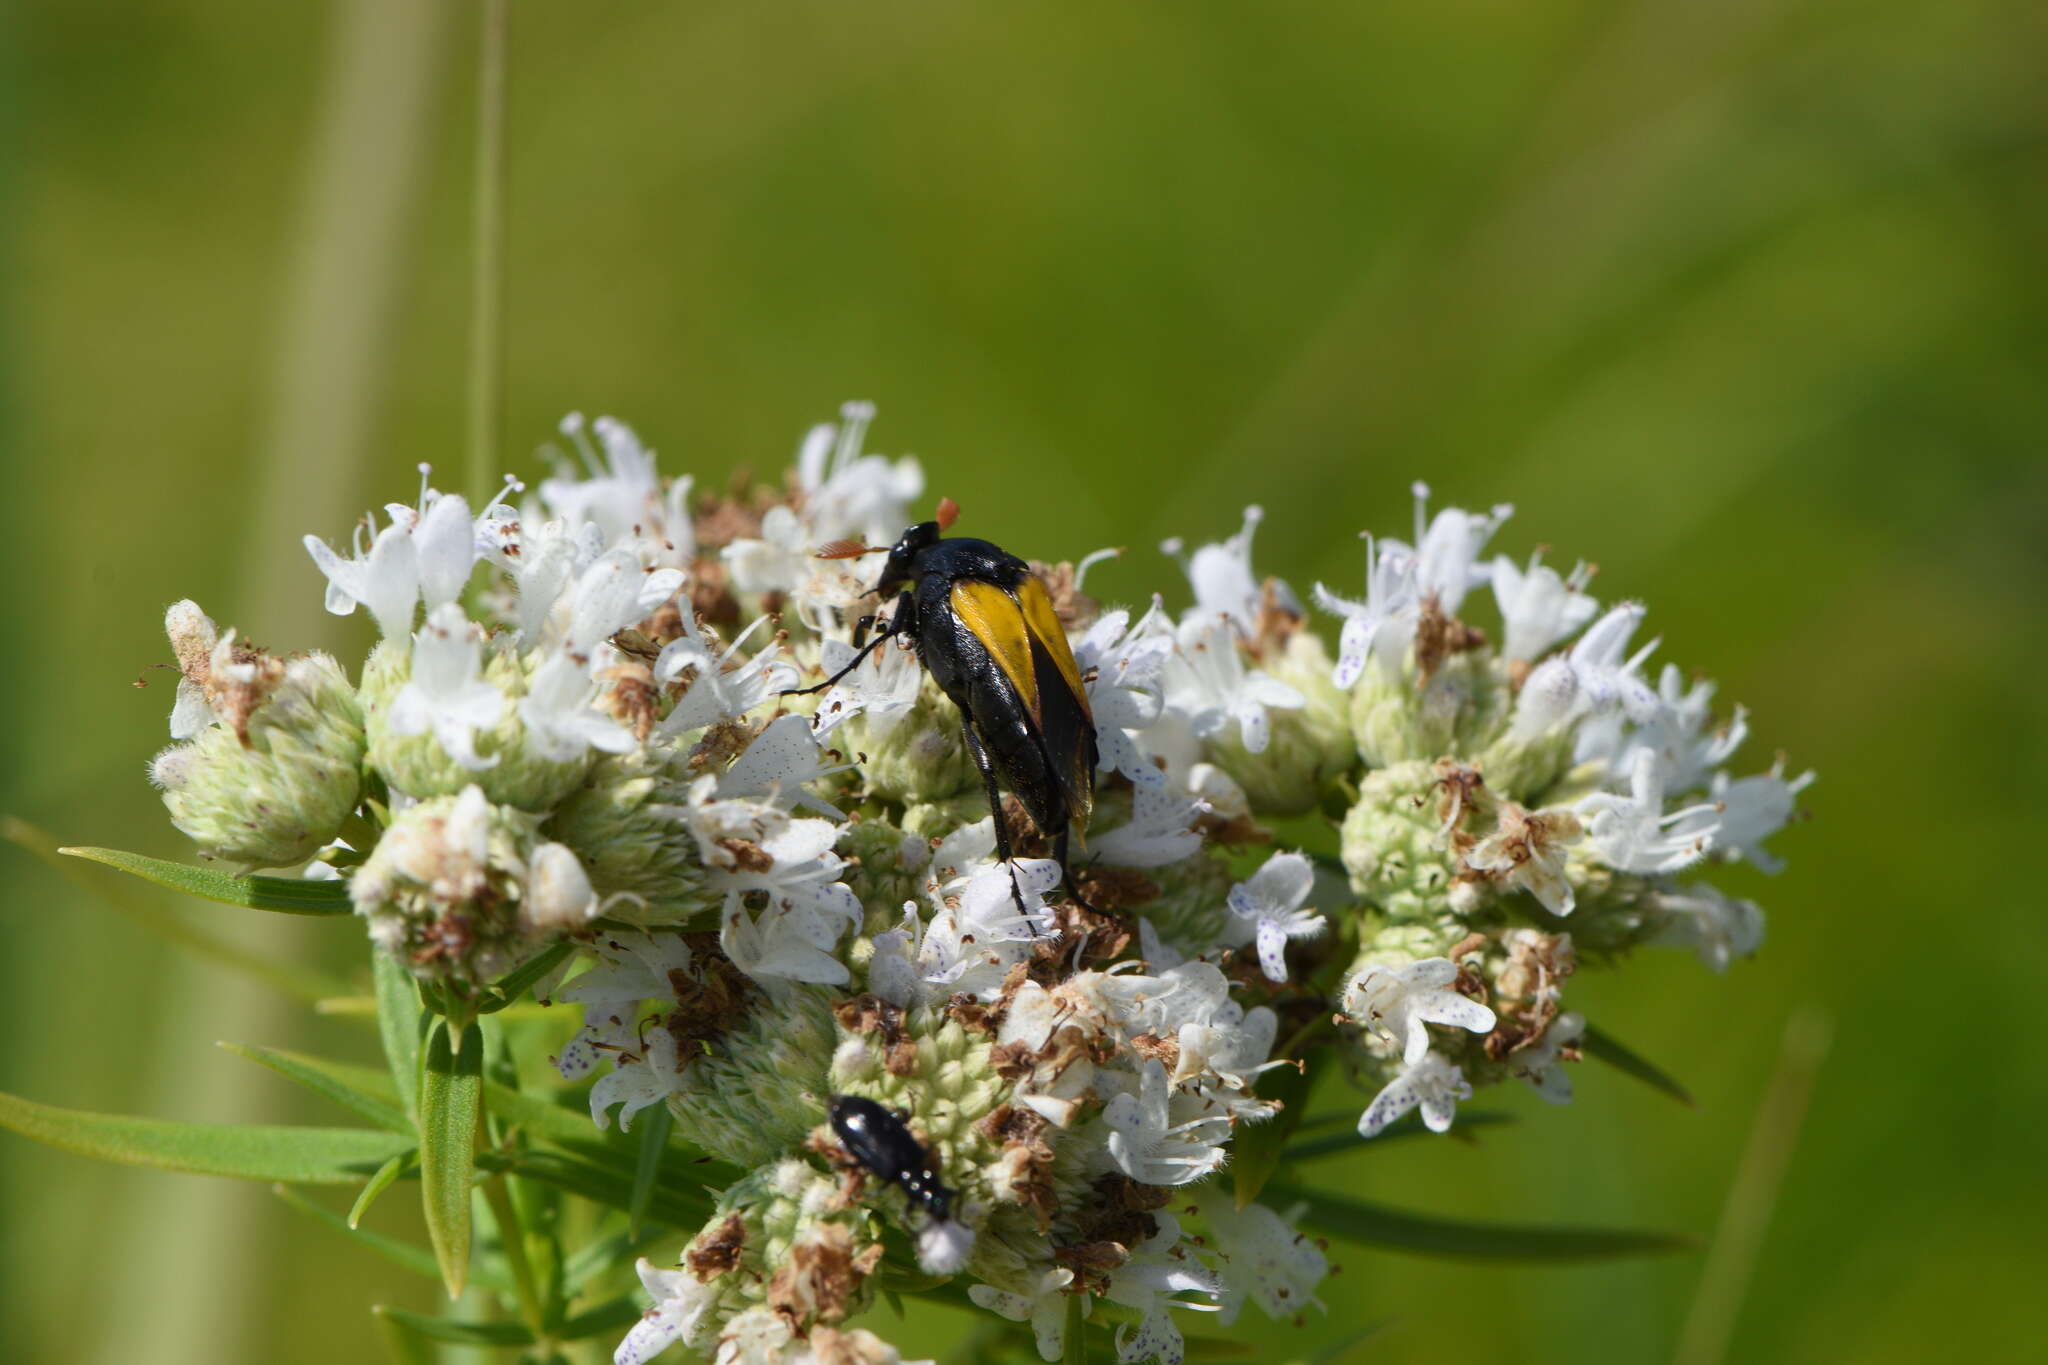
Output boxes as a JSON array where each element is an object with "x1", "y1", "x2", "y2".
[{"x1": 814, "y1": 539, "x2": 886, "y2": 560}]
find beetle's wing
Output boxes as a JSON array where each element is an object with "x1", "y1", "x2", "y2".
[
  {"x1": 948, "y1": 579, "x2": 1040, "y2": 719},
  {"x1": 1016, "y1": 576, "x2": 1097, "y2": 826}
]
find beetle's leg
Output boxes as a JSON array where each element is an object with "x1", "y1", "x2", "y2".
[
  {"x1": 1053, "y1": 827, "x2": 1104, "y2": 916},
  {"x1": 960, "y1": 719, "x2": 1031, "y2": 918},
  {"x1": 781, "y1": 592, "x2": 915, "y2": 696}
]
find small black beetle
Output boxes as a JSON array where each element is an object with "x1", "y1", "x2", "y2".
[{"x1": 827, "y1": 1094, "x2": 955, "y2": 1221}]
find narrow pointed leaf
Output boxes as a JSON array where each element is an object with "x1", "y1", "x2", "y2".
[
  {"x1": 420, "y1": 1020, "x2": 484, "y2": 1296},
  {"x1": 58, "y1": 845, "x2": 353, "y2": 913},
  {"x1": 1282, "y1": 1109, "x2": 1513, "y2": 1162},
  {"x1": 373, "y1": 948, "x2": 422, "y2": 1119},
  {"x1": 375, "y1": 1310, "x2": 440, "y2": 1365},
  {"x1": 629, "y1": 1103, "x2": 674, "y2": 1240},
  {"x1": 219, "y1": 1042, "x2": 411, "y2": 1133},
  {"x1": 274, "y1": 1183, "x2": 513, "y2": 1291},
  {"x1": 558, "y1": 1295, "x2": 645, "y2": 1341},
  {"x1": 371, "y1": 1305, "x2": 533, "y2": 1347},
  {"x1": 350, "y1": 1150, "x2": 415, "y2": 1228},
  {"x1": 1229, "y1": 1058, "x2": 1313, "y2": 1208},
  {"x1": 482, "y1": 1081, "x2": 604, "y2": 1148},
  {"x1": 1265, "y1": 1181, "x2": 1694, "y2": 1261},
  {"x1": 0, "y1": 1088, "x2": 407, "y2": 1182},
  {"x1": 476, "y1": 942, "x2": 574, "y2": 1014},
  {"x1": 4, "y1": 818, "x2": 346, "y2": 1002},
  {"x1": 1583, "y1": 1023, "x2": 1695, "y2": 1107}
]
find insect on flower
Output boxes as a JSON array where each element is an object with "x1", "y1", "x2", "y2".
[
  {"x1": 788, "y1": 499, "x2": 1102, "y2": 912},
  {"x1": 827, "y1": 1093, "x2": 956, "y2": 1221}
]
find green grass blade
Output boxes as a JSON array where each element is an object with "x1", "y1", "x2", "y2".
[
  {"x1": 371, "y1": 1305, "x2": 533, "y2": 1348},
  {"x1": 420, "y1": 1019, "x2": 484, "y2": 1297},
  {"x1": 349, "y1": 1149, "x2": 415, "y2": 1228},
  {"x1": 1264, "y1": 1181, "x2": 1695, "y2": 1262},
  {"x1": 629, "y1": 1103, "x2": 674, "y2": 1241},
  {"x1": 3, "y1": 817, "x2": 348, "y2": 1002},
  {"x1": 476, "y1": 941, "x2": 574, "y2": 1014},
  {"x1": 1229, "y1": 1057, "x2": 1313, "y2": 1209},
  {"x1": 274, "y1": 1183, "x2": 514, "y2": 1292},
  {"x1": 558, "y1": 1295, "x2": 643, "y2": 1341},
  {"x1": 0, "y1": 1088, "x2": 408, "y2": 1182},
  {"x1": 374, "y1": 1308, "x2": 440, "y2": 1365},
  {"x1": 373, "y1": 948, "x2": 423, "y2": 1119},
  {"x1": 219, "y1": 1042, "x2": 411, "y2": 1133},
  {"x1": 1582, "y1": 1023, "x2": 1696, "y2": 1107},
  {"x1": 1281, "y1": 1109, "x2": 1514, "y2": 1162},
  {"x1": 57, "y1": 844, "x2": 354, "y2": 914}
]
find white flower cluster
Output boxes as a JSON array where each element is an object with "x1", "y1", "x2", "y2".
[{"x1": 143, "y1": 408, "x2": 1805, "y2": 1365}]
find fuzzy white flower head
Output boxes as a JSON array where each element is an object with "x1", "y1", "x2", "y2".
[
  {"x1": 387, "y1": 603, "x2": 504, "y2": 770},
  {"x1": 1341, "y1": 958, "x2": 1497, "y2": 1066},
  {"x1": 1357, "y1": 1051, "x2": 1472, "y2": 1137},
  {"x1": 1223, "y1": 852, "x2": 1324, "y2": 984}
]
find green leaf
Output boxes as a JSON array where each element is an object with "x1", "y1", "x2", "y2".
[
  {"x1": 3, "y1": 818, "x2": 348, "y2": 1003},
  {"x1": 349, "y1": 1150, "x2": 414, "y2": 1229},
  {"x1": 420, "y1": 1020, "x2": 484, "y2": 1297},
  {"x1": 477, "y1": 941, "x2": 574, "y2": 1014},
  {"x1": 57, "y1": 845, "x2": 354, "y2": 914},
  {"x1": 629, "y1": 1102, "x2": 674, "y2": 1241},
  {"x1": 1583, "y1": 1023, "x2": 1696, "y2": 1107},
  {"x1": 0, "y1": 1088, "x2": 408, "y2": 1182},
  {"x1": 218, "y1": 1042, "x2": 411, "y2": 1134},
  {"x1": 371, "y1": 1305, "x2": 533, "y2": 1348},
  {"x1": 1265, "y1": 1181, "x2": 1695, "y2": 1262},
  {"x1": 374, "y1": 1309, "x2": 440, "y2": 1365},
  {"x1": 373, "y1": 948, "x2": 423, "y2": 1119},
  {"x1": 482, "y1": 1081, "x2": 604, "y2": 1149},
  {"x1": 1063, "y1": 1290, "x2": 1089, "y2": 1365},
  {"x1": 1229, "y1": 1058, "x2": 1313, "y2": 1208},
  {"x1": 558, "y1": 1295, "x2": 645, "y2": 1341},
  {"x1": 484, "y1": 1148, "x2": 713, "y2": 1232},
  {"x1": 273, "y1": 1183, "x2": 514, "y2": 1292},
  {"x1": 1281, "y1": 1109, "x2": 1514, "y2": 1162}
]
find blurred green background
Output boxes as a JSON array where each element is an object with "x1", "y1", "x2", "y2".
[{"x1": 5, "y1": 1, "x2": 2043, "y2": 1362}]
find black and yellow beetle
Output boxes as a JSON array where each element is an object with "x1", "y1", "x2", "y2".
[{"x1": 792, "y1": 500, "x2": 1100, "y2": 911}]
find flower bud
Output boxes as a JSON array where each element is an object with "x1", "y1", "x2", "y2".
[
  {"x1": 349, "y1": 786, "x2": 567, "y2": 984},
  {"x1": 835, "y1": 816, "x2": 930, "y2": 933},
  {"x1": 842, "y1": 675, "x2": 980, "y2": 807},
  {"x1": 1339, "y1": 761, "x2": 1475, "y2": 922},
  {"x1": 1202, "y1": 631, "x2": 1353, "y2": 816},
  {"x1": 1348, "y1": 649, "x2": 1512, "y2": 768},
  {"x1": 363, "y1": 640, "x2": 597, "y2": 813},
  {"x1": 543, "y1": 751, "x2": 717, "y2": 924},
  {"x1": 152, "y1": 651, "x2": 365, "y2": 869},
  {"x1": 667, "y1": 985, "x2": 842, "y2": 1167}
]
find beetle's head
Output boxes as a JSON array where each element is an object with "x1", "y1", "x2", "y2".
[{"x1": 873, "y1": 498, "x2": 958, "y2": 596}]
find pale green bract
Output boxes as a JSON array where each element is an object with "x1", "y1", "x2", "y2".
[{"x1": 15, "y1": 404, "x2": 1810, "y2": 1364}]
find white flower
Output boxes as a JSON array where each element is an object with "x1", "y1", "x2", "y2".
[
  {"x1": 1092, "y1": 780, "x2": 1205, "y2": 869},
  {"x1": 1223, "y1": 852, "x2": 1324, "y2": 984},
  {"x1": 1696, "y1": 758, "x2": 1814, "y2": 874},
  {"x1": 1341, "y1": 958, "x2": 1496, "y2": 1066},
  {"x1": 1491, "y1": 550, "x2": 1597, "y2": 663},
  {"x1": 1513, "y1": 1011, "x2": 1585, "y2": 1104},
  {"x1": 916, "y1": 1216, "x2": 976, "y2": 1275},
  {"x1": 543, "y1": 415, "x2": 692, "y2": 560},
  {"x1": 1357, "y1": 1051, "x2": 1472, "y2": 1137},
  {"x1": 1162, "y1": 615, "x2": 1303, "y2": 755},
  {"x1": 811, "y1": 635, "x2": 922, "y2": 739},
  {"x1": 718, "y1": 713, "x2": 850, "y2": 819},
  {"x1": 1173, "y1": 1001, "x2": 1283, "y2": 1093},
  {"x1": 967, "y1": 1266, "x2": 1075, "y2": 1364},
  {"x1": 1205, "y1": 1200, "x2": 1328, "y2": 1326},
  {"x1": 794, "y1": 400, "x2": 925, "y2": 547},
  {"x1": 303, "y1": 483, "x2": 477, "y2": 639},
  {"x1": 1103, "y1": 1213, "x2": 1224, "y2": 1365},
  {"x1": 698, "y1": 809, "x2": 862, "y2": 986},
  {"x1": 1626, "y1": 665, "x2": 1748, "y2": 794},
  {"x1": 1102, "y1": 1059, "x2": 1230, "y2": 1186},
  {"x1": 713, "y1": 1305, "x2": 796, "y2": 1365},
  {"x1": 655, "y1": 616, "x2": 799, "y2": 737},
  {"x1": 1465, "y1": 805, "x2": 1583, "y2": 916},
  {"x1": 1311, "y1": 536, "x2": 1415, "y2": 689},
  {"x1": 519, "y1": 652, "x2": 636, "y2": 762},
  {"x1": 1577, "y1": 746, "x2": 1719, "y2": 875},
  {"x1": 612, "y1": 1257, "x2": 719, "y2": 1365},
  {"x1": 562, "y1": 547, "x2": 685, "y2": 656},
  {"x1": 1645, "y1": 886, "x2": 1766, "y2": 972},
  {"x1": 723, "y1": 504, "x2": 813, "y2": 597},
  {"x1": 387, "y1": 604, "x2": 504, "y2": 770},
  {"x1": 524, "y1": 841, "x2": 599, "y2": 932},
  {"x1": 1564, "y1": 602, "x2": 1661, "y2": 724},
  {"x1": 1393, "y1": 483, "x2": 1513, "y2": 614},
  {"x1": 588, "y1": 1025, "x2": 688, "y2": 1131},
  {"x1": 1163, "y1": 505, "x2": 1297, "y2": 634},
  {"x1": 1075, "y1": 601, "x2": 1176, "y2": 787},
  {"x1": 554, "y1": 932, "x2": 697, "y2": 1082}
]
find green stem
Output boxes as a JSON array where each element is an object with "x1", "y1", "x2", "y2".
[{"x1": 466, "y1": 0, "x2": 509, "y2": 505}]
